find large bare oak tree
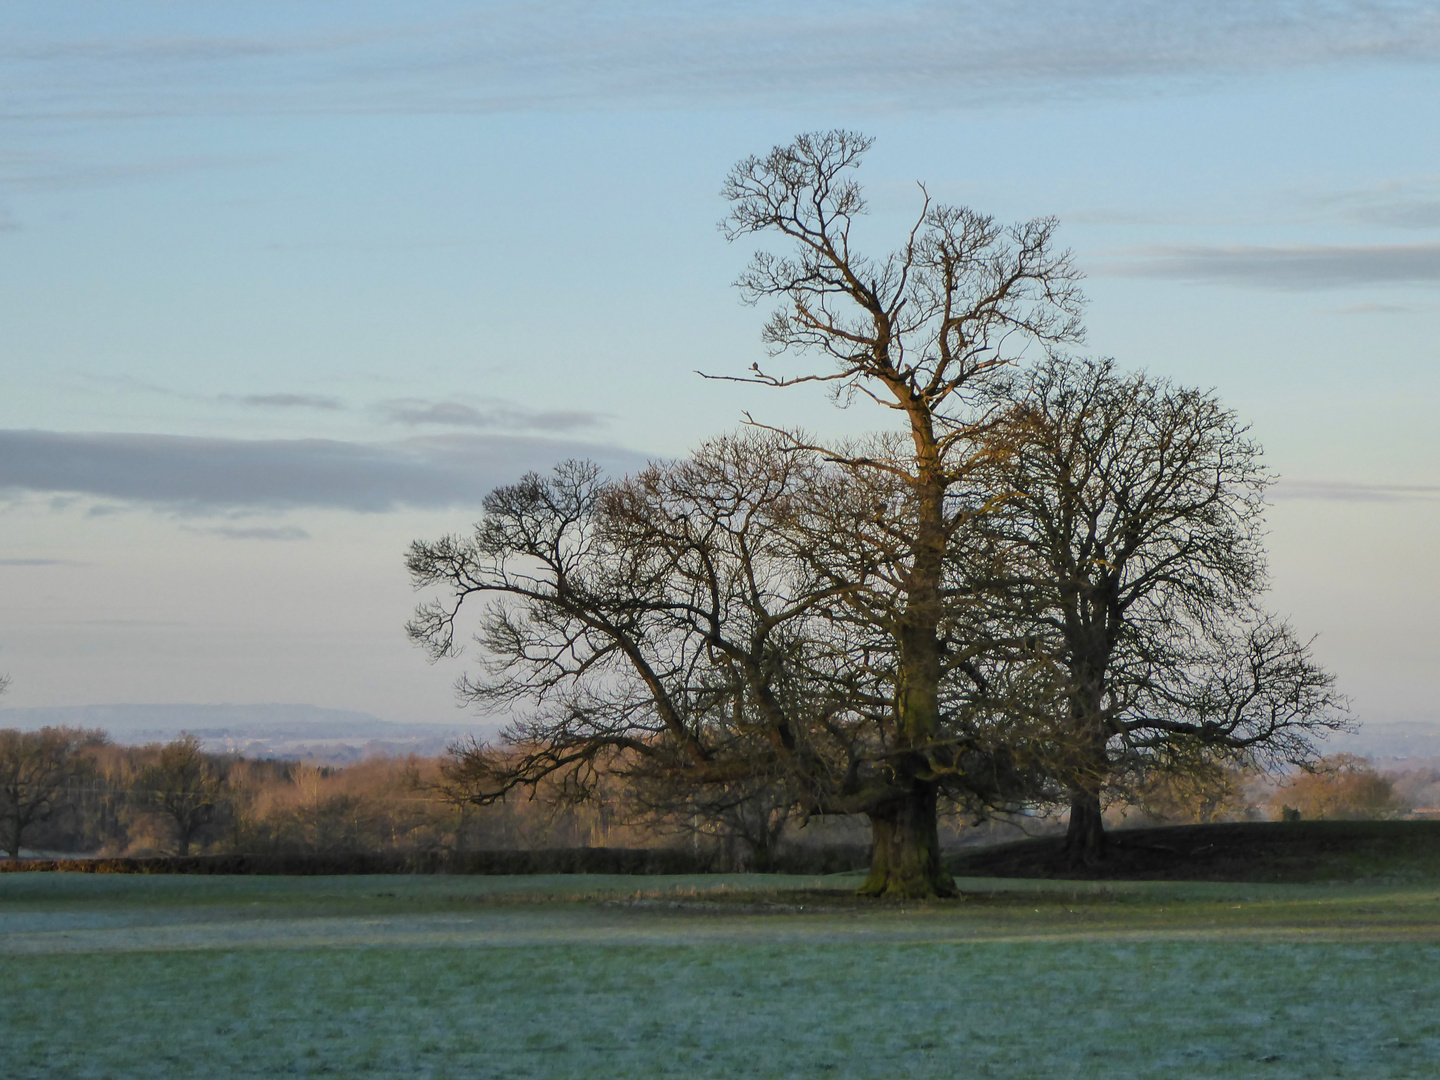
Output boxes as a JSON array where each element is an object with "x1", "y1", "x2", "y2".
[
  {"x1": 407, "y1": 131, "x2": 1342, "y2": 895},
  {"x1": 408, "y1": 436, "x2": 1053, "y2": 896},
  {"x1": 711, "y1": 131, "x2": 1085, "y2": 893},
  {"x1": 980, "y1": 356, "x2": 1348, "y2": 862},
  {"x1": 409, "y1": 132, "x2": 1084, "y2": 897}
]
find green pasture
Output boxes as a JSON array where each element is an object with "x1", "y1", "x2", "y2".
[{"x1": 4, "y1": 872, "x2": 1440, "y2": 1078}]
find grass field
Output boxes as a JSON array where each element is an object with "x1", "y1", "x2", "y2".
[{"x1": 5, "y1": 870, "x2": 1440, "y2": 1079}]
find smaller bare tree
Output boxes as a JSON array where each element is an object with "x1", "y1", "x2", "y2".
[
  {"x1": 0, "y1": 726, "x2": 106, "y2": 859},
  {"x1": 629, "y1": 769, "x2": 798, "y2": 871},
  {"x1": 135, "y1": 734, "x2": 225, "y2": 856},
  {"x1": 979, "y1": 355, "x2": 1348, "y2": 863},
  {"x1": 1133, "y1": 755, "x2": 1257, "y2": 825},
  {"x1": 1274, "y1": 754, "x2": 1404, "y2": 821}
]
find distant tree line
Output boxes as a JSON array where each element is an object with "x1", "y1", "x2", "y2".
[
  {"x1": 0, "y1": 727, "x2": 862, "y2": 863},
  {"x1": 0, "y1": 726, "x2": 1415, "y2": 863}
]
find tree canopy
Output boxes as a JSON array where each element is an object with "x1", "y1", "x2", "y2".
[
  {"x1": 0, "y1": 726, "x2": 105, "y2": 859},
  {"x1": 977, "y1": 355, "x2": 1347, "y2": 861},
  {"x1": 408, "y1": 130, "x2": 1344, "y2": 897}
]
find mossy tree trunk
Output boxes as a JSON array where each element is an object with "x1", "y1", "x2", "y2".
[
  {"x1": 1064, "y1": 789, "x2": 1107, "y2": 867},
  {"x1": 856, "y1": 445, "x2": 957, "y2": 900},
  {"x1": 1061, "y1": 654, "x2": 1112, "y2": 868},
  {"x1": 859, "y1": 780, "x2": 955, "y2": 898}
]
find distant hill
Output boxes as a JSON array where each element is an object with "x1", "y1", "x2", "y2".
[
  {"x1": 0, "y1": 703, "x2": 492, "y2": 763},
  {"x1": 4, "y1": 705, "x2": 1435, "y2": 768},
  {"x1": 1325, "y1": 717, "x2": 1440, "y2": 764}
]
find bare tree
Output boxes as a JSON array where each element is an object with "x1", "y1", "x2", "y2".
[
  {"x1": 980, "y1": 355, "x2": 1348, "y2": 863},
  {"x1": 627, "y1": 770, "x2": 798, "y2": 871},
  {"x1": 708, "y1": 131, "x2": 1085, "y2": 894},
  {"x1": 416, "y1": 440, "x2": 1047, "y2": 893},
  {"x1": 134, "y1": 733, "x2": 224, "y2": 856},
  {"x1": 0, "y1": 726, "x2": 105, "y2": 859},
  {"x1": 1133, "y1": 756, "x2": 1257, "y2": 825},
  {"x1": 411, "y1": 131, "x2": 1085, "y2": 897},
  {"x1": 412, "y1": 442, "x2": 858, "y2": 860},
  {"x1": 1274, "y1": 754, "x2": 1403, "y2": 821}
]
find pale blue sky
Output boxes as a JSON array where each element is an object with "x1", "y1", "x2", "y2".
[{"x1": 1, "y1": 2, "x2": 1437, "y2": 729}]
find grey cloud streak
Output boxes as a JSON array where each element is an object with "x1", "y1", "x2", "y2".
[
  {"x1": 0, "y1": 429, "x2": 648, "y2": 514},
  {"x1": 235, "y1": 393, "x2": 343, "y2": 411},
  {"x1": 183, "y1": 525, "x2": 312, "y2": 541},
  {"x1": 1310, "y1": 178, "x2": 1440, "y2": 230},
  {"x1": 1101, "y1": 243, "x2": 1440, "y2": 289},
  {"x1": 1352, "y1": 202, "x2": 1440, "y2": 229},
  {"x1": 77, "y1": 379, "x2": 343, "y2": 412},
  {"x1": 378, "y1": 398, "x2": 604, "y2": 433},
  {"x1": 0, "y1": 151, "x2": 265, "y2": 193},
  {"x1": 1335, "y1": 302, "x2": 1412, "y2": 314},
  {"x1": 1272, "y1": 479, "x2": 1440, "y2": 503},
  {"x1": 6, "y1": 1, "x2": 1440, "y2": 120}
]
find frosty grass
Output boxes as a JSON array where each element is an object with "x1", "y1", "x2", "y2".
[{"x1": 4, "y1": 872, "x2": 1440, "y2": 1079}]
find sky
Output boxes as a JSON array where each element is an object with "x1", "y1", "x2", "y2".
[{"x1": 1, "y1": 1, "x2": 1437, "y2": 733}]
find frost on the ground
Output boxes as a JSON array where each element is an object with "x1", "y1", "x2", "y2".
[{"x1": 2, "y1": 875, "x2": 1440, "y2": 1078}]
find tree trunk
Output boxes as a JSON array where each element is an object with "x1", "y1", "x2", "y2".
[
  {"x1": 1064, "y1": 790, "x2": 1106, "y2": 868},
  {"x1": 1062, "y1": 665, "x2": 1111, "y2": 868},
  {"x1": 3, "y1": 817, "x2": 20, "y2": 860},
  {"x1": 858, "y1": 782, "x2": 955, "y2": 898},
  {"x1": 857, "y1": 453, "x2": 953, "y2": 901}
]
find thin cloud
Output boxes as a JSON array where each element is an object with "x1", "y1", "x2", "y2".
[
  {"x1": 184, "y1": 525, "x2": 312, "y2": 541},
  {"x1": 0, "y1": 428, "x2": 647, "y2": 514},
  {"x1": 1311, "y1": 178, "x2": 1440, "y2": 230},
  {"x1": 75, "y1": 372, "x2": 181, "y2": 398},
  {"x1": 233, "y1": 393, "x2": 343, "y2": 411},
  {"x1": 1272, "y1": 479, "x2": 1440, "y2": 503},
  {"x1": 0, "y1": 557, "x2": 79, "y2": 566},
  {"x1": 5, "y1": 2, "x2": 1440, "y2": 120},
  {"x1": 79, "y1": 378, "x2": 343, "y2": 411},
  {"x1": 1355, "y1": 202, "x2": 1440, "y2": 229},
  {"x1": 1335, "y1": 302, "x2": 1412, "y2": 314},
  {"x1": 381, "y1": 400, "x2": 489, "y2": 427},
  {"x1": 0, "y1": 151, "x2": 267, "y2": 193},
  {"x1": 379, "y1": 398, "x2": 604, "y2": 433},
  {"x1": 1100, "y1": 243, "x2": 1440, "y2": 289}
]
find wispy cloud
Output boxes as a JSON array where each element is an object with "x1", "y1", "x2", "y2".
[
  {"x1": 77, "y1": 378, "x2": 343, "y2": 412},
  {"x1": 75, "y1": 372, "x2": 181, "y2": 398},
  {"x1": 5, "y1": 2, "x2": 1440, "y2": 120},
  {"x1": 0, "y1": 428, "x2": 647, "y2": 514},
  {"x1": 63, "y1": 379, "x2": 600, "y2": 429},
  {"x1": 1272, "y1": 479, "x2": 1440, "y2": 503},
  {"x1": 0, "y1": 557, "x2": 79, "y2": 566},
  {"x1": 1100, "y1": 243, "x2": 1440, "y2": 289},
  {"x1": 183, "y1": 524, "x2": 311, "y2": 541},
  {"x1": 232, "y1": 393, "x2": 343, "y2": 411},
  {"x1": 1334, "y1": 301, "x2": 1412, "y2": 314},
  {"x1": 0, "y1": 151, "x2": 267, "y2": 193},
  {"x1": 1311, "y1": 178, "x2": 1440, "y2": 230},
  {"x1": 378, "y1": 398, "x2": 605, "y2": 433}
]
